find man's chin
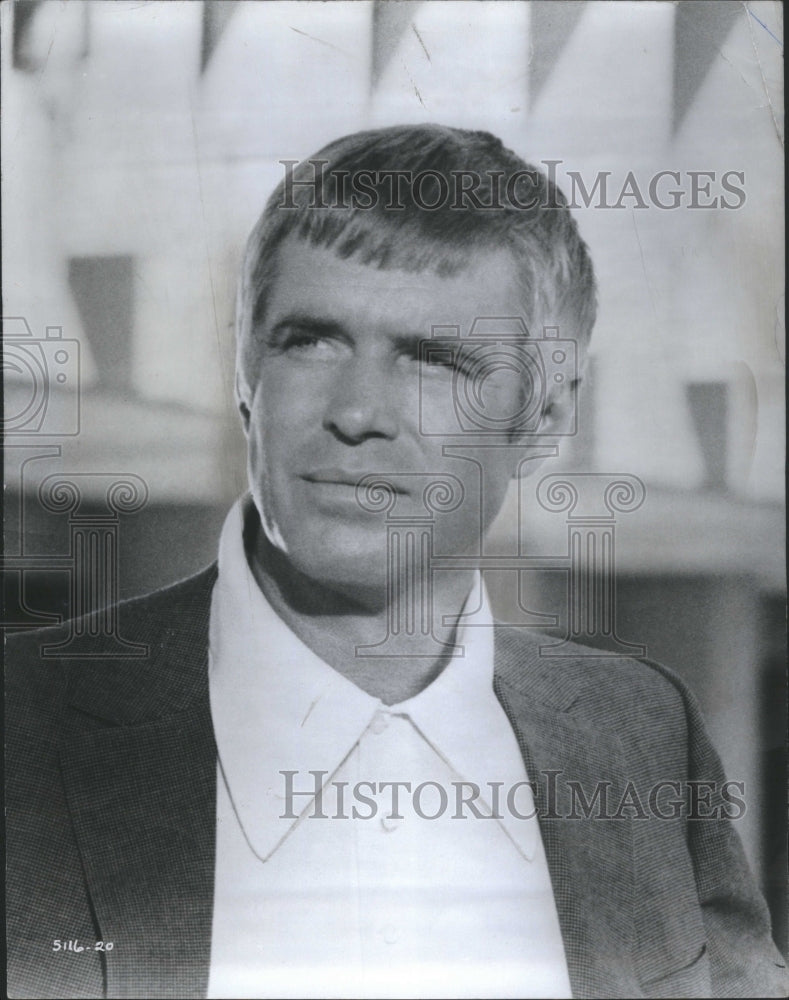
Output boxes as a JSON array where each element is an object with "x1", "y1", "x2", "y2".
[{"x1": 280, "y1": 528, "x2": 391, "y2": 595}]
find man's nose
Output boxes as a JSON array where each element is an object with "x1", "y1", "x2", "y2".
[{"x1": 323, "y1": 357, "x2": 400, "y2": 443}]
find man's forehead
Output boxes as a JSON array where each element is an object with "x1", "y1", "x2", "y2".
[{"x1": 265, "y1": 234, "x2": 526, "y2": 336}]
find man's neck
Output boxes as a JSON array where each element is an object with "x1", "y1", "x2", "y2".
[{"x1": 245, "y1": 520, "x2": 476, "y2": 705}]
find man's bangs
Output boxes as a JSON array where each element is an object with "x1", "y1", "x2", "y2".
[
  {"x1": 291, "y1": 205, "x2": 484, "y2": 278},
  {"x1": 240, "y1": 124, "x2": 598, "y2": 364}
]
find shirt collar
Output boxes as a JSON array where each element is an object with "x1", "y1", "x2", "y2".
[{"x1": 209, "y1": 497, "x2": 536, "y2": 862}]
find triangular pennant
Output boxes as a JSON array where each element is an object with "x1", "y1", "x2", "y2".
[
  {"x1": 68, "y1": 256, "x2": 135, "y2": 392},
  {"x1": 371, "y1": 0, "x2": 422, "y2": 88},
  {"x1": 528, "y1": 0, "x2": 585, "y2": 110},
  {"x1": 201, "y1": 0, "x2": 240, "y2": 74},
  {"x1": 673, "y1": 0, "x2": 741, "y2": 134},
  {"x1": 12, "y1": 0, "x2": 43, "y2": 71}
]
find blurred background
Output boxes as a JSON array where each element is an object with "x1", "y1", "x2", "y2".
[{"x1": 2, "y1": 0, "x2": 784, "y2": 948}]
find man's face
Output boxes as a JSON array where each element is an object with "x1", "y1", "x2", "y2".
[{"x1": 241, "y1": 234, "x2": 533, "y2": 594}]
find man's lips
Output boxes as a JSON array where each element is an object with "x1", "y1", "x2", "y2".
[{"x1": 301, "y1": 469, "x2": 410, "y2": 494}]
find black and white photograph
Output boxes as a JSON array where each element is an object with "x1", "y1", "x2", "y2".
[{"x1": 3, "y1": 1, "x2": 786, "y2": 997}]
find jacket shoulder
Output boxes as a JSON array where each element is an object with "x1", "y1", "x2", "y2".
[
  {"x1": 493, "y1": 626, "x2": 695, "y2": 748},
  {"x1": 5, "y1": 563, "x2": 218, "y2": 710}
]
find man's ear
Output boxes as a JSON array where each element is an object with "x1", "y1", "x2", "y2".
[
  {"x1": 510, "y1": 373, "x2": 583, "y2": 479},
  {"x1": 541, "y1": 373, "x2": 582, "y2": 435},
  {"x1": 235, "y1": 371, "x2": 252, "y2": 437}
]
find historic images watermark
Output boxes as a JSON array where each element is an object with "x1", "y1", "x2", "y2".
[
  {"x1": 279, "y1": 770, "x2": 747, "y2": 822},
  {"x1": 2, "y1": 318, "x2": 81, "y2": 436},
  {"x1": 347, "y1": 315, "x2": 646, "y2": 659},
  {"x1": 2, "y1": 316, "x2": 149, "y2": 656},
  {"x1": 417, "y1": 318, "x2": 577, "y2": 438},
  {"x1": 278, "y1": 159, "x2": 747, "y2": 211}
]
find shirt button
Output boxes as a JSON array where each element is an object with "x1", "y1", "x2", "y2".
[
  {"x1": 369, "y1": 712, "x2": 389, "y2": 735},
  {"x1": 380, "y1": 924, "x2": 400, "y2": 945},
  {"x1": 380, "y1": 813, "x2": 402, "y2": 832}
]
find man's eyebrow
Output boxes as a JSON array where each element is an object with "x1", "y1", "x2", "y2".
[
  {"x1": 268, "y1": 314, "x2": 433, "y2": 350},
  {"x1": 391, "y1": 330, "x2": 434, "y2": 353},
  {"x1": 267, "y1": 313, "x2": 346, "y2": 340}
]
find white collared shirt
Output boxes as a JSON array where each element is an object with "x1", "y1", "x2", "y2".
[{"x1": 207, "y1": 498, "x2": 571, "y2": 999}]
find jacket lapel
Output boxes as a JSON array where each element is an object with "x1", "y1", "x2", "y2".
[
  {"x1": 494, "y1": 629, "x2": 639, "y2": 999},
  {"x1": 59, "y1": 567, "x2": 218, "y2": 999}
]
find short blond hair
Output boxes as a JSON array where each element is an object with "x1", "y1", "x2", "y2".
[{"x1": 236, "y1": 124, "x2": 596, "y2": 400}]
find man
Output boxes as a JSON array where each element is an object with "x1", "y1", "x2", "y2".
[{"x1": 6, "y1": 125, "x2": 786, "y2": 999}]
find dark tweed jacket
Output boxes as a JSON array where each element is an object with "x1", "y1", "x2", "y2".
[{"x1": 6, "y1": 565, "x2": 787, "y2": 999}]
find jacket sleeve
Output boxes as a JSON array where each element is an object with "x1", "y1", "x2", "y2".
[
  {"x1": 6, "y1": 639, "x2": 105, "y2": 999},
  {"x1": 649, "y1": 658, "x2": 787, "y2": 997}
]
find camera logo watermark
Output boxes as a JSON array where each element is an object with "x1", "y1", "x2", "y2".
[
  {"x1": 3, "y1": 316, "x2": 149, "y2": 656},
  {"x1": 349, "y1": 315, "x2": 645, "y2": 659},
  {"x1": 418, "y1": 319, "x2": 577, "y2": 438},
  {"x1": 2, "y1": 317, "x2": 80, "y2": 435}
]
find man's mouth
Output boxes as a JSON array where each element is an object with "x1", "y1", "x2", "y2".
[
  {"x1": 300, "y1": 469, "x2": 416, "y2": 515},
  {"x1": 302, "y1": 468, "x2": 410, "y2": 495}
]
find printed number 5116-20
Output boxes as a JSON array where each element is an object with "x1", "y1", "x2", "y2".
[{"x1": 52, "y1": 940, "x2": 114, "y2": 952}]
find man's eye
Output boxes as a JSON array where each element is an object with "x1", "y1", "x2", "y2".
[
  {"x1": 422, "y1": 347, "x2": 474, "y2": 375},
  {"x1": 419, "y1": 348, "x2": 455, "y2": 371},
  {"x1": 283, "y1": 332, "x2": 338, "y2": 356}
]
